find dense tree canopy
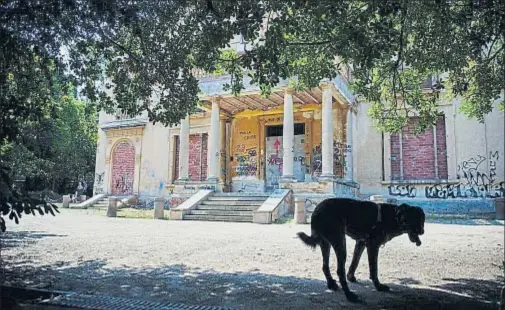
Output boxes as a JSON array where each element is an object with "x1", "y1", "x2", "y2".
[{"x1": 0, "y1": 0, "x2": 503, "y2": 230}]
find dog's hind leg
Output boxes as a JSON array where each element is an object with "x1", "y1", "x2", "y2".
[
  {"x1": 328, "y1": 233, "x2": 359, "y2": 302},
  {"x1": 347, "y1": 240, "x2": 366, "y2": 283},
  {"x1": 320, "y1": 240, "x2": 339, "y2": 291},
  {"x1": 366, "y1": 243, "x2": 390, "y2": 292}
]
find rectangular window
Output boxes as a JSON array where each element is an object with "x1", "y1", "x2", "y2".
[
  {"x1": 390, "y1": 116, "x2": 448, "y2": 181},
  {"x1": 266, "y1": 123, "x2": 305, "y2": 137}
]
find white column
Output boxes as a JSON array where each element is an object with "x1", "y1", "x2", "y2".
[
  {"x1": 281, "y1": 88, "x2": 295, "y2": 181},
  {"x1": 345, "y1": 107, "x2": 354, "y2": 181},
  {"x1": 320, "y1": 81, "x2": 334, "y2": 180},
  {"x1": 177, "y1": 114, "x2": 190, "y2": 181},
  {"x1": 207, "y1": 97, "x2": 220, "y2": 182}
]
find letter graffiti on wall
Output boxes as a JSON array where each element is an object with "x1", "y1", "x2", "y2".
[
  {"x1": 425, "y1": 151, "x2": 504, "y2": 199},
  {"x1": 388, "y1": 184, "x2": 417, "y2": 198}
]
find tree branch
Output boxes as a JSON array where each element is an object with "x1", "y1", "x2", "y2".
[
  {"x1": 286, "y1": 40, "x2": 332, "y2": 46},
  {"x1": 98, "y1": 27, "x2": 142, "y2": 63}
]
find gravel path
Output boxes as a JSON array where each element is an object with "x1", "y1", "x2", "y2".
[{"x1": 1, "y1": 209, "x2": 504, "y2": 310}]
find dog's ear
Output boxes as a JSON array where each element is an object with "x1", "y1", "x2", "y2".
[
  {"x1": 396, "y1": 203, "x2": 409, "y2": 224},
  {"x1": 398, "y1": 203, "x2": 410, "y2": 210}
]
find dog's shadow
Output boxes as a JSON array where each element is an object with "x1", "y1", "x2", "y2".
[{"x1": 3, "y1": 260, "x2": 500, "y2": 309}]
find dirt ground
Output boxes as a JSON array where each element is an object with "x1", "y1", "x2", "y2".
[{"x1": 1, "y1": 209, "x2": 504, "y2": 310}]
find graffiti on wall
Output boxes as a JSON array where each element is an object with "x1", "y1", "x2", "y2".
[
  {"x1": 94, "y1": 172, "x2": 105, "y2": 194},
  {"x1": 237, "y1": 182, "x2": 263, "y2": 193},
  {"x1": 425, "y1": 151, "x2": 504, "y2": 199},
  {"x1": 333, "y1": 141, "x2": 349, "y2": 177},
  {"x1": 114, "y1": 172, "x2": 133, "y2": 194},
  {"x1": 234, "y1": 146, "x2": 258, "y2": 177},
  {"x1": 141, "y1": 160, "x2": 166, "y2": 197},
  {"x1": 182, "y1": 184, "x2": 217, "y2": 191},
  {"x1": 311, "y1": 141, "x2": 350, "y2": 178},
  {"x1": 388, "y1": 184, "x2": 417, "y2": 198},
  {"x1": 312, "y1": 145, "x2": 322, "y2": 178}
]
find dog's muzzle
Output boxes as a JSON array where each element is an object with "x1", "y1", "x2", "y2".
[{"x1": 408, "y1": 232, "x2": 422, "y2": 246}]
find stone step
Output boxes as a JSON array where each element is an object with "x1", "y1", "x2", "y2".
[
  {"x1": 213, "y1": 193, "x2": 270, "y2": 197},
  {"x1": 183, "y1": 214, "x2": 253, "y2": 222},
  {"x1": 200, "y1": 200, "x2": 264, "y2": 206},
  {"x1": 196, "y1": 204, "x2": 259, "y2": 211},
  {"x1": 207, "y1": 196, "x2": 268, "y2": 201},
  {"x1": 189, "y1": 209, "x2": 253, "y2": 216}
]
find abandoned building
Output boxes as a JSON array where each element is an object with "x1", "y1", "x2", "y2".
[{"x1": 91, "y1": 40, "x2": 504, "y2": 223}]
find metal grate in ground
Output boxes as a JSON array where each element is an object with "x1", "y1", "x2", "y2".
[{"x1": 41, "y1": 293, "x2": 235, "y2": 310}]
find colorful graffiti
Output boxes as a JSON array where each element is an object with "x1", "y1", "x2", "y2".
[
  {"x1": 235, "y1": 147, "x2": 258, "y2": 177},
  {"x1": 425, "y1": 151, "x2": 504, "y2": 199},
  {"x1": 388, "y1": 184, "x2": 417, "y2": 198}
]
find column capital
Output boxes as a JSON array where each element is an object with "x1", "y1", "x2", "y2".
[
  {"x1": 319, "y1": 79, "x2": 333, "y2": 89},
  {"x1": 212, "y1": 96, "x2": 221, "y2": 106},
  {"x1": 285, "y1": 87, "x2": 295, "y2": 95}
]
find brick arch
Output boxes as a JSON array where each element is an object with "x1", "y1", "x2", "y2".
[{"x1": 110, "y1": 139, "x2": 136, "y2": 195}]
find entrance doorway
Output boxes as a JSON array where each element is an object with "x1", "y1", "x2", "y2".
[{"x1": 264, "y1": 123, "x2": 306, "y2": 192}]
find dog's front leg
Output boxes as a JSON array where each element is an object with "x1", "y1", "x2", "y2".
[{"x1": 366, "y1": 243, "x2": 390, "y2": 292}]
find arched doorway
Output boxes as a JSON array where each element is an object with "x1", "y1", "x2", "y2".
[{"x1": 110, "y1": 140, "x2": 135, "y2": 195}]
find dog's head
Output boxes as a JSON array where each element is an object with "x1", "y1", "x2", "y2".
[{"x1": 397, "y1": 203, "x2": 425, "y2": 246}]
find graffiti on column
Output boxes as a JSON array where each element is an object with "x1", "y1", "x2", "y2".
[
  {"x1": 94, "y1": 172, "x2": 105, "y2": 194},
  {"x1": 425, "y1": 151, "x2": 504, "y2": 199}
]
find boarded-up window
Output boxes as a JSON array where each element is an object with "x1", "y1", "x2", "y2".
[
  {"x1": 174, "y1": 133, "x2": 208, "y2": 181},
  {"x1": 390, "y1": 116, "x2": 448, "y2": 180}
]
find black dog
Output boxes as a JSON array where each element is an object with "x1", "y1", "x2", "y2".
[{"x1": 297, "y1": 198, "x2": 425, "y2": 302}]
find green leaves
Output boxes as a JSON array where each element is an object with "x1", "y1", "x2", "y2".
[{"x1": 0, "y1": 162, "x2": 59, "y2": 232}]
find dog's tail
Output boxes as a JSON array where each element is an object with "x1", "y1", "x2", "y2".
[{"x1": 297, "y1": 230, "x2": 321, "y2": 249}]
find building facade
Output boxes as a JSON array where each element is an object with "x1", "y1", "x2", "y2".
[{"x1": 93, "y1": 70, "x2": 504, "y2": 215}]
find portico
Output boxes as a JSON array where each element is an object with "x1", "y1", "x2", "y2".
[{"x1": 169, "y1": 74, "x2": 357, "y2": 196}]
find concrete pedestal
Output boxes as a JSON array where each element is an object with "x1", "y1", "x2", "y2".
[
  {"x1": 154, "y1": 198, "x2": 165, "y2": 219},
  {"x1": 294, "y1": 198, "x2": 306, "y2": 224},
  {"x1": 62, "y1": 195, "x2": 70, "y2": 208},
  {"x1": 107, "y1": 197, "x2": 118, "y2": 217}
]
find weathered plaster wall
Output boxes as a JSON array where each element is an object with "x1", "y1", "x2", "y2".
[
  {"x1": 137, "y1": 122, "x2": 170, "y2": 199},
  {"x1": 355, "y1": 98, "x2": 504, "y2": 212}
]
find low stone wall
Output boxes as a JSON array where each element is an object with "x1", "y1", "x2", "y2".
[{"x1": 393, "y1": 198, "x2": 497, "y2": 216}]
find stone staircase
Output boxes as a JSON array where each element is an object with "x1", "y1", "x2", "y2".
[
  {"x1": 184, "y1": 193, "x2": 269, "y2": 222},
  {"x1": 93, "y1": 196, "x2": 109, "y2": 208}
]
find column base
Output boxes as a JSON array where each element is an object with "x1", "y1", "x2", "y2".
[
  {"x1": 279, "y1": 175, "x2": 296, "y2": 183},
  {"x1": 206, "y1": 177, "x2": 219, "y2": 183},
  {"x1": 318, "y1": 174, "x2": 335, "y2": 182}
]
